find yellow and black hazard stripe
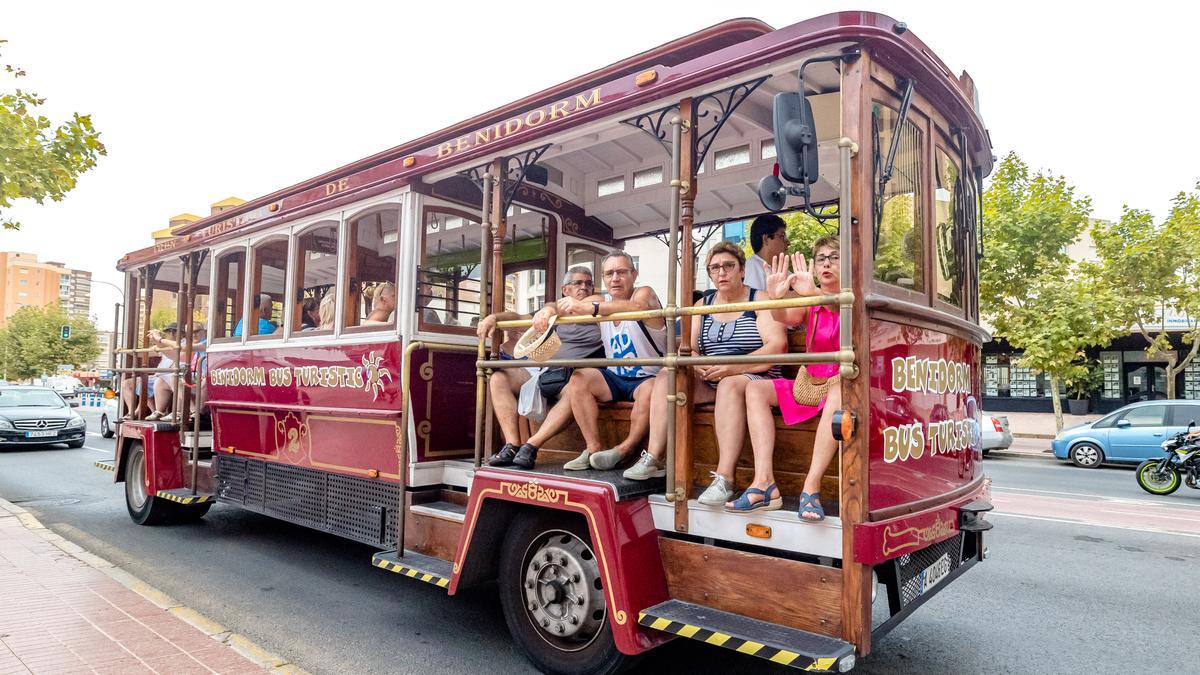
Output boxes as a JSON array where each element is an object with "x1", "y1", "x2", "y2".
[
  {"x1": 371, "y1": 555, "x2": 450, "y2": 589},
  {"x1": 637, "y1": 611, "x2": 838, "y2": 672},
  {"x1": 94, "y1": 460, "x2": 116, "y2": 472},
  {"x1": 155, "y1": 490, "x2": 214, "y2": 505}
]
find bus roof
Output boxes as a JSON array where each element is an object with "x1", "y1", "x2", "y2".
[{"x1": 118, "y1": 11, "x2": 989, "y2": 271}]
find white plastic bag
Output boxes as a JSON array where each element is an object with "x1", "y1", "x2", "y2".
[{"x1": 518, "y1": 368, "x2": 548, "y2": 423}]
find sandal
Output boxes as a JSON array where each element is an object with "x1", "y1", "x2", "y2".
[
  {"x1": 724, "y1": 483, "x2": 782, "y2": 512},
  {"x1": 798, "y1": 492, "x2": 825, "y2": 522}
]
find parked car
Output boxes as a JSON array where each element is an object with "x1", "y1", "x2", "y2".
[
  {"x1": 100, "y1": 397, "x2": 118, "y2": 438},
  {"x1": 981, "y1": 414, "x2": 1012, "y2": 456},
  {"x1": 1052, "y1": 400, "x2": 1200, "y2": 468},
  {"x1": 0, "y1": 386, "x2": 87, "y2": 448}
]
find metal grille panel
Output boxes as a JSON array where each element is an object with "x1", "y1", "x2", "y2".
[
  {"x1": 14, "y1": 419, "x2": 67, "y2": 430},
  {"x1": 264, "y1": 463, "x2": 326, "y2": 530},
  {"x1": 215, "y1": 455, "x2": 248, "y2": 503},
  {"x1": 896, "y1": 533, "x2": 964, "y2": 607},
  {"x1": 327, "y1": 473, "x2": 400, "y2": 547}
]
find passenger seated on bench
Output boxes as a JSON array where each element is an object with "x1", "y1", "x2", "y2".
[
  {"x1": 363, "y1": 282, "x2": 396, "y2": 324},
  {"x1": 729, "y1": 237, "x2": 842, "y2": 520},
  {"x1": 526, "y1": 251, "x2": 666, "y2": 472},
  {"x1": 626, "y1": 242, "x2": 786, "y2": 492},
  {"x1": 481, "y1": 266, "x2": 604, "y2": 470}
]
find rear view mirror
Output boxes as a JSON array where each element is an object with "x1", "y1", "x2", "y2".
[
  {"x1": 772, "y1": 92, "x2": 819, "y2": 185},
  {"x1": 1116, "y1": 419, "x2": 1131, "y2": 429}
]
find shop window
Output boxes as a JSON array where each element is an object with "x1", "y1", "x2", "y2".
[
  {"x1": 934, "y1": 146, "x2": 964, "y2": 307},
  {"x1": 292, "y1": 220, "x2": 339, "y2": 334},
  {"x1": 345, "y1": 207, "x2": 401, "y2": 331},
  {"x1": 873, "y1": 104, "x2": 924, "y2": 292},
  {"x1": 247, "y1": 236, "x2": 287, "y2": 338},
  {"x1": 212, "y1": 248, "x2": 245, "y2": 340}
]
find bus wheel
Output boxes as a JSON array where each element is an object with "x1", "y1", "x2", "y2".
[
  {"x1": 124, "y1": 442, "x2": 177, "y2": 526},
  {"x1": 498, "y1": 511, "x2": 626, "y2": 675}
]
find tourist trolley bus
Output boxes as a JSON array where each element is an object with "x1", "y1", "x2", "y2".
[{"x1": 101, "y1": 12, "x2": 993, "y2": 672}]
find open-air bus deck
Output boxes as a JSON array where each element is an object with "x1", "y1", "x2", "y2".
[{"x1": 103, "y1": 12, "x2": 993, "y2": 674}]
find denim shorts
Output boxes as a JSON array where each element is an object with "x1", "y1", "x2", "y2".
[{"x1": 600, "y1": 369, "x2": 651, "y2": 403}]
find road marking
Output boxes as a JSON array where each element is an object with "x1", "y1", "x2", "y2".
[
  {"x1": 84, "y1": 445, "x2": 112, "y2": 454},
  {"x1": 992, "y1": 485, "x2": 1200, "y2": 510},
  {"x1": 990, "y1": 511, "x2": 1200, "y2": 539}
]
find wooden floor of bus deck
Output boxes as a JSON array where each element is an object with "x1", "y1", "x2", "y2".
[{"x1": 486, "y1": 458, "x2": 664, "y2": 501}]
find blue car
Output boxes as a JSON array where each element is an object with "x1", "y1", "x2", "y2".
[{"x1": 1052, "y1": 400, "x2": 1200, "y2": 468}]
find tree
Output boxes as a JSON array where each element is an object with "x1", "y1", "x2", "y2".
[
  {"x1": 1001, "y1": 270, "x2": 1124, "y2": 431},
  {"x1": 782, "y1": 208, "x2": 837, "y2": 256},
  {"x1": 1090, "y1": 184, "x2": 1200, "y2": 399},
  {"x1": 0, "y1": 304, "x2": 100, "y2": 380},
  {"x1": 0, "y1": 40, "x2": 106, "y2": 230},
  {"x1": 981, "y1": 153, "x2": 1109, "y2": 432}
]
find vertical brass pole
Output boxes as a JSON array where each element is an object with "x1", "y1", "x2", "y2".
[
  {"x1": 673, "y1": 98, "x2": 697, "y2": 529},
  {"x1": 484, "y1": 158, "x2": 505, "y2": 461},
  {"x1": 664, "y1": 117, "x2": 684, "y2": 502},
  {"x1": 838, "y1": 138, "x2": 857, "y2": 379},
  {"x1": 474, "y1": 172, "x2": 494, "y2": 469},
  {"x1": 396, "y1": 340, "x2": 417, "y2": 554}
]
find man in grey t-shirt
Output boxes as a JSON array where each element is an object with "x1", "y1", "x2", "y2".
[{"x1": 479, "y1": 266, "x2": 603, "y2": 468}]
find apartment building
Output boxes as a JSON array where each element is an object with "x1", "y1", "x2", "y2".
[{"x1": 0, "y1": 252, "x2": 93, "y2": 326}]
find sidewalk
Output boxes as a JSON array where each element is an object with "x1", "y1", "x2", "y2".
[
  {"x1": 990, "y1": 410, "x2": 1103, "y2": 440},
  {"x1": 0, "y1": 500, "x2": 302, "y2": 675}
]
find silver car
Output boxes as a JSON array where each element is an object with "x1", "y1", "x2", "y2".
[{"x1": 981, "y1": 414, "x2": 1012, "y2": 456}]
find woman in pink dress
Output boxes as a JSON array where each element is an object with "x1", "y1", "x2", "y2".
[{"x1": 725, "y1": 236, "x2": 841, "y2": 521}]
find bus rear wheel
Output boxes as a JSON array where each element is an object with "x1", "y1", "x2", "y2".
[
  {"x1": 124, "y1": 442, "x2": 210, "y2": 525},
  {"x1": 498, "y1": 511, "x2": 626, "y2": 675}
]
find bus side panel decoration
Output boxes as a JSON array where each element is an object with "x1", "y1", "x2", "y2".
[
  {"x1": 451, "y1": 470, "x2": 671, "y2": 655},
  {"x1": 406, "y1": 346, "x2": 478, "y2": 462},
  {"x1": 867, "y1": 320, "x2": 983, "y2": 512}
]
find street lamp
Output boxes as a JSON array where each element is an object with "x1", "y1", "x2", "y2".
[{"x1": 90, "y1": 279, "x2": 125, "y2": 372}]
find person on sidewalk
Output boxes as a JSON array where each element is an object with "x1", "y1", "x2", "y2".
[
  {"x1": 507, "y1": 251, "x2": 666, "y2": 472},
  {"x1": 481, "y1": 267, "x2": 605, "y2": 469}
]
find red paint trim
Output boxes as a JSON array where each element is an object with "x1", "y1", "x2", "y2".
[
  {"x1": 852, "y1": 479, "x2": 989, "y2": 566},
  {"x1": 206, "y1": 399, "x2": 401, "y2": 418}
]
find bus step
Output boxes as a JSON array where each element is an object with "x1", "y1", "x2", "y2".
[
  {"x1": 410, "y1": 500, "x2": 467, "y2": 523},
  {"x1": 638, "y1": 600, "x2": 855, "y2": 672},
  {"x1": 155, "y1": 488, "x2": 215, "y2": 505},
  {"x1": 94, "y1": 458, "x2": 116, "y2": 473},
  {"x1": 371, "y1": 550, "x2": 452, "y2": 590}
]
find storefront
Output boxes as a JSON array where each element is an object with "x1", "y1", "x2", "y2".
[{"x1": 983, "y1": 333, "x2": 1200, "y2": 413}]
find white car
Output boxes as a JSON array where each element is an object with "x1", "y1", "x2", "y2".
[
  {"x1": 981, "y1": 414, "x2": 1012, "y2": 456},
  {"x1": 100, "y1": 397, "x2": 119, "y2": 438}
]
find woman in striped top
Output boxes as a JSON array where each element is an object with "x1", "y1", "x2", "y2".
[{"x1": 627, "y1": 242, "x2": 787, "y2": 504}]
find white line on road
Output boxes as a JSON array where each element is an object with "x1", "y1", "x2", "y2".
[
  {"x1": 992, "y1": 485, "x2": 1200, "y2": 510},
  {"x1": 84, "y1": 445, "x2": 112, "y2": 454},
  {"x1": 990, "y1": 511, "x2": 1200, "y2": 539}
]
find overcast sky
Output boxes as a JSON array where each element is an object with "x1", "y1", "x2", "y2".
[{"x1": 4, "y1": 1, "x2": 1198, "y2": 326}]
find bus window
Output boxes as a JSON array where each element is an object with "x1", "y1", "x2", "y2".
[
  {"x1": 212, "y1": 247, "x2": 246, "y2": 341},
  {"x1": 421, "y1": 207, "x2": 483, "y2": 331},
  {"x1": 248, "y1": 236, "x2": 288, "y2": 337},
  {"x1": 565, "y1": 243, "x2": 606, "y2": 280},
  {"x1": 504, "y1": 266, "x2": 546, "y2": 315},
  {"x1": 873, "y1": 104, "x2": 925, "y2": 293},
  {"x1": 345, "y1": 206, "x2": 400, "y2": 330},
  {"x1": 293, "y1": 220, "x2": 338, "y2": 334},
  {"x1": 935, "y1": 146, "x2": 963, "y2": 308}
]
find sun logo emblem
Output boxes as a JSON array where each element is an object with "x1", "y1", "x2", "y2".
[{"x1": 362, "y1": 351, "x2": 393, "y2": 401}]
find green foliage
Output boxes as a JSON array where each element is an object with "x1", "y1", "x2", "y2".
[
  {"x1": 1005, "y1": 271, "x2": 1123, "y2": 380},
  {"x1": 1064, "y1": 359, "x2": 1104, "y2": 400},
  {"x1": 149, "y1": 307, "x2": 176, "y2": 330},
  {"x1": 981, "y1": 153, "x2": 1092, "y2": 317},
  {"x1": 1090, "y1": 183, "x2": 1200, "y2": 396},
  {"x1": 0, "y1": 304, "x2": 100, "y2": 380},
  {"x1": 782, "y1": 208, "x2": 837, "y2": 256},
  {"x1": 0, "y1": 40, "x2": 106, "y2": 230}
]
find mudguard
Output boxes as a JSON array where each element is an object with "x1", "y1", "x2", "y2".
[{"x1": 115, "y1": 422, "x2": 186, "y2": 494}]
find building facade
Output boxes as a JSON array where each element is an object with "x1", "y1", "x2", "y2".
[{"x1": 0, "y1": 252, "x2": 92, "y2": 326}]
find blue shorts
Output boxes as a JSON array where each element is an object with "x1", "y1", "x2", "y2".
[{"x1": 601, "y1": 369, "x2": 652, "y2": 403}]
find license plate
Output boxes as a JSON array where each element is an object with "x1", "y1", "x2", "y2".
[
  {"x1": 918, "y1": 553, "x2": 952, "y2": 594},
  {"x1": 25, "y1": 430, "x2": 57, "y2": 438}
]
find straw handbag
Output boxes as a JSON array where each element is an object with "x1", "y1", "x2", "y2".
[
  {"x1": 792, "y1": 309, "x2": 838, "y2": 406},
  {"x1": 512, "y1": 314, "x2": 562, "y2": 362}
]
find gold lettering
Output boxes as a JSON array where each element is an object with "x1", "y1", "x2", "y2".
[
  {"x1": 883, "y1": 427, "x2": 899, "y2": 463},
  {"x1": 437, "y1": 142, "x2": 453, "y2": 159},
  {"x1": 474, "y1": 129, "x2": 490, "y2": 145},
  {"x1": 891, "y1": 357, "x2": 906, "y2": 393},
  {"x1": 549, "y1": 99, "x2": 570, "y2": 119},
  {"x1": 573, "y1": 88, "x2": 600, "y2": 111},
  {"x1": 455, "y1": 136, "x2": 470, "y2": 153},
  {"x1": 524, "y1": 109, "x2": 546, "y2": 127},
  {"x1": 503, "y1": 117, "x2": 522, "y2": 136}
]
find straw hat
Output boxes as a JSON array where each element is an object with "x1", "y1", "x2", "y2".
[{"x1": 512, "y1": 314, "x2": 562, "y2": 362}]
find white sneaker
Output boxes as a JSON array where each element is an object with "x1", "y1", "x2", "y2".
[
  {"x1": 563, "y1": 450, "x2": 593, "y2": 471},
  {"x1": 588, "y1": 448, "x2": 623, "y2": 471},
  {"x1": 696, "y1": 472, "x2": 735, "y2": 505},
  {"x1": 145, "y1": 411, "x2": 164, "y2": 421},
  {"x1": 622, "y1": 451, "x2": 665, "y2": 481}
]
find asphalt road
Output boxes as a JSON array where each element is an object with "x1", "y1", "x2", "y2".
[{"x1": 1, "y1": 409, "x2": 1198, "y2": 674}]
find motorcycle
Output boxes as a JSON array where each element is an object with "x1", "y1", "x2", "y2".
[{"x1": 1135, "y1": 421, "x2": 1200, "y2": 496}]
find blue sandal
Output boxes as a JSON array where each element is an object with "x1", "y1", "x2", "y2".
[
  {"x1": 724, "y1": 483, "x2": 782, "y2": 512},
  {"x1": 798, "y1": 492, "x2": 825, "y2": 522}
]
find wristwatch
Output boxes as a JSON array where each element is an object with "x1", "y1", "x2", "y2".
[{"x1": 591, "y1": 301, "x2": 600, "y2": 317}]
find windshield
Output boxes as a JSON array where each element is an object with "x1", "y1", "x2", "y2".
[{"x1": 0, "y1": 389, "x2": 67, "y2": 408}]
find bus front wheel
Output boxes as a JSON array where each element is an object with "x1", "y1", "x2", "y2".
[{"x1": 498, "y1": 511, "x2": 627, "y2": 675}]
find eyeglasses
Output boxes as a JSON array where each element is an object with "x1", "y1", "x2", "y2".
[
  {"x1": 815, "y1": 253, "x2": 840, "y2": 266},
  {"x1": 706, "y1": 261, "x2": 739, "y2": 275},
  {"x1": 603, "y1": 268, "x2": 634, "y2": 279},
  {"x1": 564, "y1": 279, "x2": 594, "y2": 288}
]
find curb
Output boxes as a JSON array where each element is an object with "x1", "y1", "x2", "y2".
[
  {"x1": 1013, "y1": 433, "x2": 1056, "y2": 440},
  {"x1": 0, "y1": 497, "x2": 308, "y2": 674},
  {"x1": 987, "y1": 447, "x2": 1054, "y2": 460}
]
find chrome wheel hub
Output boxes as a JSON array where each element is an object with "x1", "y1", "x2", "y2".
[
  {"x1": 1076, "y1": 446, "x2": 1098, "y2": 465},
  {"x1": 522, "y1": 530, "x2": 605, "y2": 651}
]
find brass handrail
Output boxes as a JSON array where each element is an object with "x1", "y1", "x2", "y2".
[
  {"x1": 493, "y1": 292, "x2": 852, "y2": 330},
  {"x1": 478, "y1": 350, "x2": 853, "y2": 371}
]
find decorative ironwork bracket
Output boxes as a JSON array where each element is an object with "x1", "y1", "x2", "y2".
[
  {"x1": 621, "y1": 104, "x2": 679, "y2": 156},
  {"x1": 501, "y1": 144, "x2": 552, "y2": 214},
  {"x1": 458, "y1": 164, "x2": 490, "y2": 193},
  {"x1": 691, "y1": 75, "x2": 769, "y2": 168}
]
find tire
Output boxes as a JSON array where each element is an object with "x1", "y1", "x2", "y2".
[
  {"x1": 67, "y1": 439, "x2": 85, "y2": 449},
  {"x1": 124, "y1": 442, "x2": 178, "y2": 525},
  {"x1": 1135, "y1": 459, "x2": 1181, "y2": 496},
  {"x1": 1070, "y1": 442, "x2": 1104, "y2": 468},
  {"x1": 100, "y1": 414, "x2": 114, "y2": 438},
  {"x1": 498, "y1": 511, "x2": 627, "y2": 675}
]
